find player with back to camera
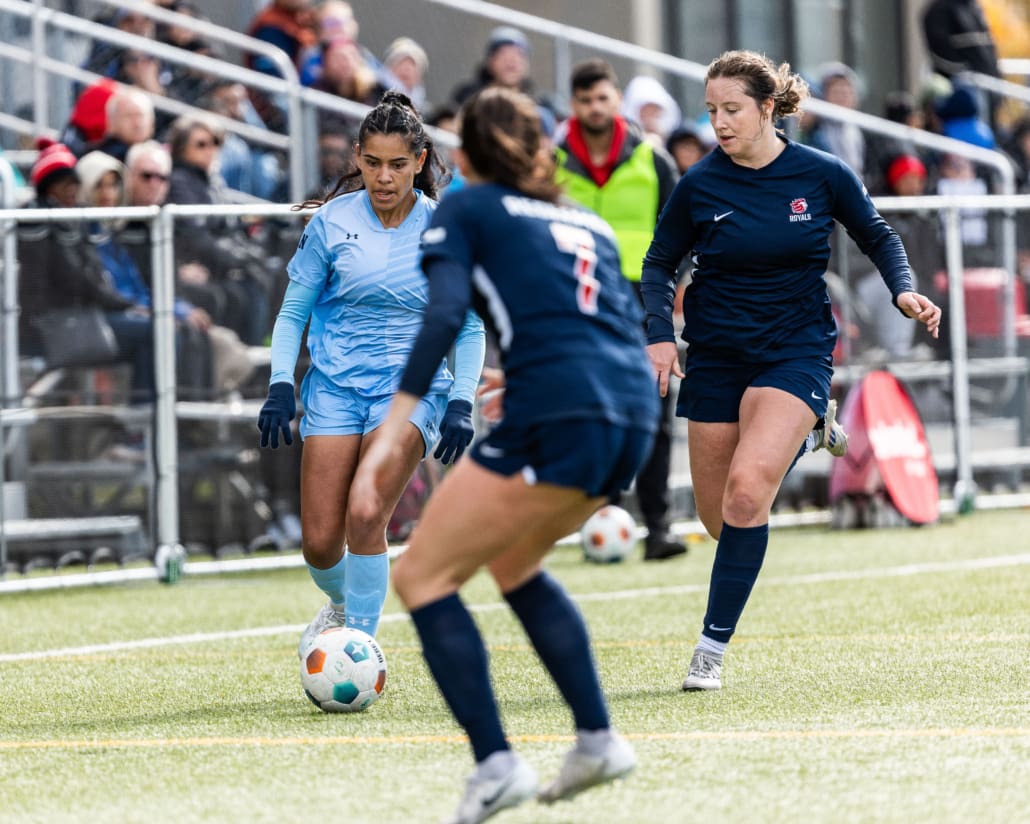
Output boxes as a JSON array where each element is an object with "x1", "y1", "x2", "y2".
[
  {"x1": 257, "y1": 91, "x2": 486, "y2": 656},
  {"x1": 641, "y1": 50, "x2": 941, "y2": 692},
  {"x1": 350, "y1": 87, "x2": 659, "y2": 824}
]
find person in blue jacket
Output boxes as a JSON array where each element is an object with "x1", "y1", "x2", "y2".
[
  {"x1": 641, "y1": 50, "x2": 942, "y2": 693},
  {"x1": 352, "y1": 87, "x2": 656, "y2": 823},
  {"x1": 257, "y1": 92, "x2": 485, "y2": 656}
]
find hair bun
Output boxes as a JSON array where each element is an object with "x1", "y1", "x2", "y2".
[{"x1": 380, "y1": 90, "x2": 415, "y2": 110}]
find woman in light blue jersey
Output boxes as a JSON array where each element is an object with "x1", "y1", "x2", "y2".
[
  {"x1": 351, "y1": 87, "x2": 655, "y2": 824},
  {"x1": 257, "y1": 91, "x2": 485, "y2": 656},
  {"x1": 642, "y1": 51, "x2": 941, "y2": 694}
]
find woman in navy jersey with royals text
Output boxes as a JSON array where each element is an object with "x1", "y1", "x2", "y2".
[
  {"x1": 642, "y1": 51, "x2": 941, "y2": 693},
  {"x1": 352, "y1": 87, "x2": 656, "y2": 824}
]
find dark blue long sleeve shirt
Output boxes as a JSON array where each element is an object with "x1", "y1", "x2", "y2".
[{"x1": 641, "y1": 137, "x2": 914, "y2": 362}]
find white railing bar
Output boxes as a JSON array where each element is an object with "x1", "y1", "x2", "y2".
[
  {"x1": 956, "y1": 69, "x2": 1030, "y2": 105},
  {"x1": 1, "y1": 0, "x2": 306, "y2": 198},
  {"x1": 0, "y1": 205, "x2": 160, "y2": 221},
  {"x1": 999, "y1": 58, "x2": 1030, "y2": 76},
  {"x1": 87, "y1": 0, "x2": 301, "y2": 89}
]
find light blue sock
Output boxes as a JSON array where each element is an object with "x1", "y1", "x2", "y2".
[
  {"x1": 306, "y1": 553, "x2": 346, "y2": 606},
  {"x1": 345, "y1": 550, "x2": 389, "y2": 636}
]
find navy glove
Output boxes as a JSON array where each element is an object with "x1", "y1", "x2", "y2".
[
  {"x1": 434, "y1": 399, "x2": 474, "y2": 464},
  {"x1": 257, "y1": 381, "x2": 296, "y2": 448}
]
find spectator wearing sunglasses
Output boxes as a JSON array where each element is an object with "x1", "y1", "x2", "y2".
[{"x1": 165, "y1": 114, "x2": 274, "y2": 346}]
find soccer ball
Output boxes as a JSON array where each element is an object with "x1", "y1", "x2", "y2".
[
  {"x1": 300, "y1": 626, "x2": 387, "y2": 713},
  {"x1": 580, "y1": 505, "x2": 638, "y2": 563}
]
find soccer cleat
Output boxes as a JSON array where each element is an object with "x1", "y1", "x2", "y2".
[
  {"x1": 643, "y1": 532, "x2": 688, "y2": 562},
  {"x1": 297, "y1": 600, "x2": 346, "y2": 659},
  {"x1": 682, "y1": 648, "x2": 723, "y2": 691},
  {"x1": 442, "y1": 754, "x2": 538, "y2": 824},
  {"x1": 810, "y1": 398, "x2": 848, "y2": 457},
  {"x1": 538, "y1": 732, "x2": 637, "y2": 804}
]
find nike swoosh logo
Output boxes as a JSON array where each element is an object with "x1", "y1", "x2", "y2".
[
  {"x1": 714, "y1": 211, "x2": 734, "y2": 222},
  {"x1": 811, "y1": 391, "x2": 823, "y2": 400},
  {"x1": 708, "y1": 624, "x2": 732, "y2": 632},
  {"x1": 480, "y1": 773, "x2": 516, "y2": 808}
]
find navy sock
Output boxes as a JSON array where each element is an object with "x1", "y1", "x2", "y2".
[
  {"x1": 505, "y1": 571, "x2": 609, "y2": 731},
  {"x1": 409, "y1": 594, "x2": 508, "y2": 762},
  {"x1": 701, "y1": 522, "x2": 769, "y2": 644}
]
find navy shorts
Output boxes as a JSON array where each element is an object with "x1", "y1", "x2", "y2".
[
  {"x1": 469, "y1": 417, "x2": 655, "y2": 498},
  {"x1": 677, "y1": 348, "x2": 833, "y2": 423}
]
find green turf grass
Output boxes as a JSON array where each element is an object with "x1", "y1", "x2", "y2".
[{"x1": 1, "y1": 509, "x2": 1028, "y2": 823}]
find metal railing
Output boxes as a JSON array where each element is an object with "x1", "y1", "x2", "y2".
[
  {"x1": 4, "y1": 0, "x2": 1019, "y2": 200},
  {"x1": 1, "y1": 193, "x2": 1029, "y2": 573}
]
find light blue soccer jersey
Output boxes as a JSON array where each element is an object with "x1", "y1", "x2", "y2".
[{"x1": 287, "y1": 189, "x2": 454, "y2": 396}]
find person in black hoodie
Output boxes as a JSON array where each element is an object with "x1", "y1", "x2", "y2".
[{"x1": 17, "y1": 140, "x2": 155, "y2": 403}]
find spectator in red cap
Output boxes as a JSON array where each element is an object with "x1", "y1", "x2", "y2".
[
  {"x1": 886, "y1": 154, "x2": 928, "y2": 196},
  {"x1": 61, "y1": 79, "x2": 118, "y2": 157},
  {"x1": 29, "y1": 139, "x2": 81, "y2": 206}
]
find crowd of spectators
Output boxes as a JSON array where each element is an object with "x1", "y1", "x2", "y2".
[{"x1": 10, "y1": 0, "x2": 1030, "y2": 383}]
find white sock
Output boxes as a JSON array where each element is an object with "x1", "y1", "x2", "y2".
[
  {"x1": 697, "y1": 635, "x2": 727, "y2": 656},
  {"x1": 477, "y1": 749, "x2": 518, "y2": 780},
  {"x1": 576, "y1": 728, "x2": 614, "y2": 757}
]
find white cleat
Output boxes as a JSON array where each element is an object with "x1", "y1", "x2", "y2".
[
  {"x1": 297, "y1": 600, "x2": 346, "y2": 659},
  {"x1": 810, "y1": 398, "x2": 848, "y2": 457},
  {"x1": 538, "y1": 732, "x2": 636, "y2": 804},
  {"x1": 682, "y1": 648, "x2": 723, "y2": 691},
  {"x1": 442, "y1": 754, "x2": 537, "y2": 824}
]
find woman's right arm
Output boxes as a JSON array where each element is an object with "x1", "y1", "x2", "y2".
[
  {"x1": 269, "y1": 279, "x2": 319, "y2": 386},
  {"x1": 641, "y1": 178, "x2": 695, "y2": 395},
  {"x1": 641, "y1": 177, "x2": 696, "y2": 345}
]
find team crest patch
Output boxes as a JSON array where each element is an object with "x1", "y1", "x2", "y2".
[{"x1": 789, "y1": 197, "x2": 812, "y2": 222}]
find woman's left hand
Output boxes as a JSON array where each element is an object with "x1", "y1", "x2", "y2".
[{"x1": 897, "y1": 291, "x2": 941, "y2": 339}]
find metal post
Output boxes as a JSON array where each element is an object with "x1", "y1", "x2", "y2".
[
  {"x1": 151, "y1": 207, "x2": 184, "y2": 581},
  {"x1": 0, "y1": 158, "x2": 20, "y2": 579},
  {"x1": 30, "y1": 0, "x2": 47, "y2": 137},
  {"x1": 943, "y1": 206, "x2": 976, "y2": 513}
]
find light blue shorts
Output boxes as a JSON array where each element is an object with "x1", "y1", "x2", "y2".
[{"x1": 299, "y1": 368, "x2": 447, "y2": 458}]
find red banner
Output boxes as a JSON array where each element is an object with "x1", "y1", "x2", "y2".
[{"x1": 829, "y1": 371, "x2": 939, "y2": 525}]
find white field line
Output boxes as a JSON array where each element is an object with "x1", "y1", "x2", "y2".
[
  {"x1": 2, "y1": 727, "x2": 1029, "y2": 752},
  {"x1": 2, "y1": 552, "x2": 1029, "y2": 664}
]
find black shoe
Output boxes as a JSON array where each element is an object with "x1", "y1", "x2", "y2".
[{"x1": 643, "y1": 533, "x2": 687, "y2": 561}]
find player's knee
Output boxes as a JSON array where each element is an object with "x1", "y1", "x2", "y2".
[
  {"x1": 302, "y1": 534, "x2": 343, "y2": 570},
  {"x1": 722, "y1": 471, "x2": 768, "y2": 525},
  {"x1": 345, "y1": 504, "x2": 386, "y2": 548}
]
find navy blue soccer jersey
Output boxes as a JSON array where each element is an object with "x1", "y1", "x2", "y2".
[
  {"x1": 399, "y1": 183, "x2": 658, "y2": 430},
  {"x1": 641, "y1": 137, "x2": 914, "y2": 361}
]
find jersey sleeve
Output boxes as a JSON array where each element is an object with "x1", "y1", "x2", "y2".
[
  {"x1": 450, "y1": 310, "x2": 486, "y2": 404},
  {"x1": 641, "y1": 175, "x2": 696, "y2": 343},
  {"x1": 419, "y1": 194, "x2": 476, "y2": 270},
  {"x1": 285, "y1": 211, "x2": 331, "y2": 290},
  {"x1": 831, "y1": 160, "x2": 915, "y2": 305},
  {"x1": 269, "y1": 279, "x2": 319, "y2": 386},
  {"x1": 399, "y1": 197, "x2": 477, "y2": 398}
]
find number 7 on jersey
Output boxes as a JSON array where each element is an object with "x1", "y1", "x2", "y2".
[{"x1": 549, "y1": 222, "x2": 600, "y2": 315}]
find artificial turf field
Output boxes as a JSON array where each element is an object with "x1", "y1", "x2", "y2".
[{"x1": 1, "y1": 508, "x2": 1028, "y2": 823}]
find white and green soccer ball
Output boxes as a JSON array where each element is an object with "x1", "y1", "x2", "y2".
[
  {"x1": 300, "y1": 626, "x2": 387, "y2": 713},
  {"x1": 580, "y1": 505, "x2": 638, "y2": 564}
]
